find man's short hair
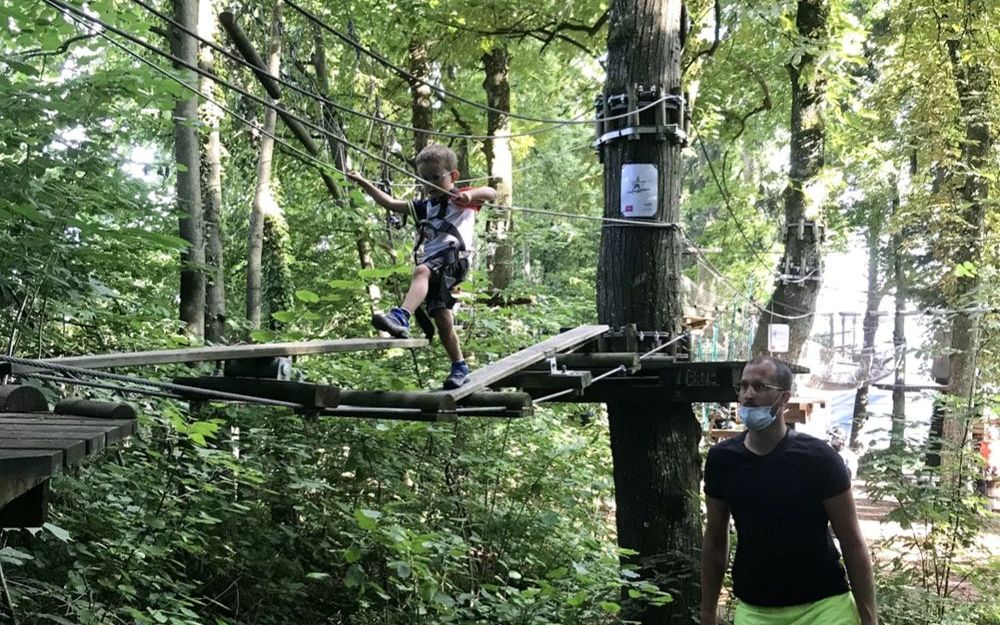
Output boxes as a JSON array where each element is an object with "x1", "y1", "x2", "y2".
[
  {"x1": 415, "y1": 144, "x2": 458, "y2": 173},
  {"x1": 747, "y1": 355, "x2": 793, "y2": 390}
]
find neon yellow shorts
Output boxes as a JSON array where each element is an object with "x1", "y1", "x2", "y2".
[{"x1": 734, "y1": 592, "x2": 860, "y2": 625}]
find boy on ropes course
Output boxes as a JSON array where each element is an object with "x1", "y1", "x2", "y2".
[{"x1": 347, "y1": 144, "x2": 496, "y2": 389}]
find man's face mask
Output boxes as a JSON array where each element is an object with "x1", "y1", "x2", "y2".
[{"x1": 738, "y1": 403, "x2": 778, "y2": 431}]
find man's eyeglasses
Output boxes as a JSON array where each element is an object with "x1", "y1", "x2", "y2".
[{"x1": 735, "y1": 380, "x2": 788, "y2": 394}]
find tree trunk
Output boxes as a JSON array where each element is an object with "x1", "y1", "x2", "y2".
[
  {"x1": 599, "y1": 1, "x2": 695, "y2": 622},
  {"x1": 172, "y1": 0, "x2": 205, "y2": 339},
  {"x1": 310, "y1": 27, "x2": 385, "y2": 315},
  {"x1": 199, "y1": 0, "x2": 226, "y2": 343},
  {"x1": 942, "y1": 22, "x2": 990, "y2": 448},
  {"x1": 246, "y1": 4, "x2": 283, "y2": 330},
  {"x1": 849, "y1": 201, "x2": 885, "y2": 450},
  {"x1": 889, "y1": 177, "x2": 906, "y2": 453},
  {"x1": 408, "y1": 37, "x2": 433, "y2": 155},
  {"x1": 751, "y1": 0, "x2": 830, "y2": 361},
  {"x1": 482, "y1": 45, "x2": 514, "y2": 293}
]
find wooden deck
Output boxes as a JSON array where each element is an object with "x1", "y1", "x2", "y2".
[{"x1": 0, "y1": 408, "x2": 137, "y2": 525}]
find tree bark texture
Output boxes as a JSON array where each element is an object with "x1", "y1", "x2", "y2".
[
  {"x1": 408, "y1": 37, "x2": 433, "y2": 155},
  {"x1": 942, "y1": 21, "x2": 991, "y2": 447},
  {"x1": 246, "y1": 4, "x2": 283, "y2": 330},
  {"x1": 199, "y1": 0, "x2": 226, "y2": 343},
  {"x1": 482, "y1": 45, "x2": 514, "y2": 292},
  {"x1": 751, "y1": 0, "x2": 830, "y2": 361},
  {"x1": 600, "y1": 1, "x2": 696, "y2": 622},
  {"x1": 172, "y1": 0, "x2": 205, "y2": 339},
  {"x1": 849, "y1": 202, "x2": 884, "y2": 450}
]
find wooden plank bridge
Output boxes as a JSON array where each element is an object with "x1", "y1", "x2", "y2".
[{"x1": 1, "y1": 327, "x2": 796, "y2": 525}]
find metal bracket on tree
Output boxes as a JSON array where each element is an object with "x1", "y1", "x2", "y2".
[{"x1": 593, "y1": 84, "x2": 687, "y2": 160}]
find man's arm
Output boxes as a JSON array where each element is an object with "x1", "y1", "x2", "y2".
[
  {"x1": 346, "y1": 171, "x2": 410, "y2": 214},
  {"x1": 824, "y1": 489, "x2": 878, "y2": 625},
  {"x1": 701, "y1": 495, "x2": 731, "y2": 625}
]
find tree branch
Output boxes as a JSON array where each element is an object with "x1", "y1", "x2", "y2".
[{"x1": 17, "y1": 33, "x2": 97, "y2": 60}]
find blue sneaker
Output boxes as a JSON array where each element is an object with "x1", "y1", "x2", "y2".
[
  {"x1": 372, "y1": 307, "x2": 410, "y2": 338},
  {"x1": 443, "y1": 361, "x2": 470, "y2": 390}
]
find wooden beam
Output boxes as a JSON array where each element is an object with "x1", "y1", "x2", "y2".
[
  {"x1": 12, "y1": 338, "x2": 429, "y2": 372},
  {"x1": 433, "y1": 325, "x2": 609, "y2": 402},
  {"x1": 520, "y1": 352, "x2": 641, "y2": 372},
  {"x1": 336, "y1": 390, "x2": 457, "y2": 413},
  {"x1": 174, "y1": 377, "x2": 341, "y2": 409},
  {"x1": 0, "y1": 449, "x2": 63, "y2": 477},
  {"x1": 457, "y1": 391, "x2": 534, "y2": 411},
  {"x1": 55, "y1": 399, "x2": 137, "y2": 420},
  {"x1": 0, "y1": 438, "x2": 87, "y2": 466},
  {"x1": 873, "y1": 383, "x2": 947, "y2": 392},
  {"x1": 0, "y1": 478, "x2": 48, "y2": 521},
  {"x1": 496, "y1": 371, "x2": 593, "y2": 392},
  {"x1": 0, "y1": 385, "x2": 48, "y2": 412}
]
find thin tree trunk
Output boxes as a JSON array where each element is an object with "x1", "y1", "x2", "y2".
[
  {"x1": 849, "y1": 200, "x2": 885, "y2": 450},
  {"x1": 172, "y1": 0, "x2": 205, "y2": 339},
  {"x1": 599, "y1": 1, "x2": 694, "y2": 622},
  {"x1": 199, "y1": 0, "x2": 226, "y2": 343},
  {"x1": 310, "y1": 26, "x2": 384, "y2": 316},
  {"x1": 246, "y1": 3, "x2": 283, "y2": 330},
  {"x1": 408, "y1": 37, "x2": 432, "y2": 155},
  {"x1": 890, "y1": 168, "x2": 907, "y2": 452},
  {"x1": 751, "y1": 0, "x2": 830, "y2": 361},
  {"x1": 482, "y1": 45, "x2": 514, "y2": 293}
]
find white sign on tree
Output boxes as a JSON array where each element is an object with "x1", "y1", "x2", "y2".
[
  {"x1": 620, "y1": 164, "x2": 658, "y2": 217},
  {"x1": 768, "y1": 323, "x2": 790, "y2": 353}
]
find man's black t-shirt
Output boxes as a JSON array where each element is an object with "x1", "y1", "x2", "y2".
[{"x1": 704, "y1": 430, "x2": 851, "y2": 607}]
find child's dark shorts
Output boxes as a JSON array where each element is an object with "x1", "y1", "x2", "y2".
[{"x1": 422, "y1": 248, "x2": 469, "y2": 314}]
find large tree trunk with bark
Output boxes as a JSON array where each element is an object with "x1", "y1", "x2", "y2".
[
  {"x1": 172, "y1": 0, "x2": 205, "y2": 339},
  {"x1": 849, "y1": 200, "x2": 885, "y2": 450},
  {"x1": 942, "y1": 21, "x2": 991, "y2": 448},
  {"x1": 599, "y1": 1, "x2": 696, "y2": 622},
  {"x1": 246, "y1": 4, "x2": 283, "y2": 330},
  {"x1": 482, "y1": 45, "x2": 514, "y2": 293},
  {"x1": 199, "y1": 0, "x2": 226, "y2": 343},
  {"x1": 751, "y1": 0, "x2": 829, "y2": 361}
]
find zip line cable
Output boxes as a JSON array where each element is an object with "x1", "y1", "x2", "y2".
[
  {"x1": 46, "y1": 3, "x2": 1000, "y2": 323},
  {"x1": 50, "y1": 1, "x2": 677, "y2": 230},
  {"x1": 125, "y1": 0, "x2": 663, "y2": 141},
  {"x1": 282, "y1": 0, "x2": 634, "y2": 125},
  {"x1": 694, "y1": 132, "x2": 775, "y2": 270}
]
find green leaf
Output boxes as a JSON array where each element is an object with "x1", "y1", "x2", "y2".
[
  {"x1": 344, "y1": 546, "x2": 362, "y2": 563},
  {"x1": 355, "y1": 507, "x2": 381, "y2": 530},
  {"x1": 271, "y1": 310, "x2": 296, "y2": 323},
  {"x1": 394, "y1": 561, "x2": 412, "y2": 579},
  {"x1": 43, "y1": 522, "x2": 71, "y2": 542},
  {"x1": 250, "y1": 330, "x2": 275, "y2": 343},
  {"x1": 295, "y1": 289, "x2": 320, "y2": 303},
  {"x1": 600, "y1": 601, "x2": 621, "y2": 614}
]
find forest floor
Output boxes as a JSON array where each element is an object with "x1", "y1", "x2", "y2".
[{"x1": 854, "y1": 479, "x2": 1000, "y2": 600}]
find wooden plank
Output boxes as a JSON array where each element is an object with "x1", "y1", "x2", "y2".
[
  {"x1": 433, "y1": 325, "x2": 609, "y2": 402},
  {"x1": 0, "y1": 438, "x2": 87, "y2": 466},
  {"x1": 173, "y1": 377, "x2": 341, "y2": 408},
  {"x1": 0, "y1": 426, "x2": 107, "y2": 454},
  {"x1": 12, "y1": 338, "x2": 429, "y2": 372},
  {"x1": 457, "y1": 391, "x2": 534, "y2": 411},
  {"x1": 0, "y1": 449, "x2": 63, "y2": 477},
  {"x1": 0, "y1": 416, "x2": 134, "y2": 439}
]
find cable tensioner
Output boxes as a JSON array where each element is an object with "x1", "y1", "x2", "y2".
[{"x1": 593, "y1": 85, "x2": 687, "y2": 159}]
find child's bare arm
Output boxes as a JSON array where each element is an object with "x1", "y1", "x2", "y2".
[
  {"x1": 346, "y1": 171, "x2": 410, "y2": 214},
  {"x1": 454, "y1": 186, "x2": 497, "y2": 205}
]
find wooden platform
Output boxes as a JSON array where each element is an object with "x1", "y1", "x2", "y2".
[
  {"x1": 1, "y1": 409, "x2": 137, "y2": 526},
  {"x1": 11, "y1": 338, "x2": 429, "y2": 373}
]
